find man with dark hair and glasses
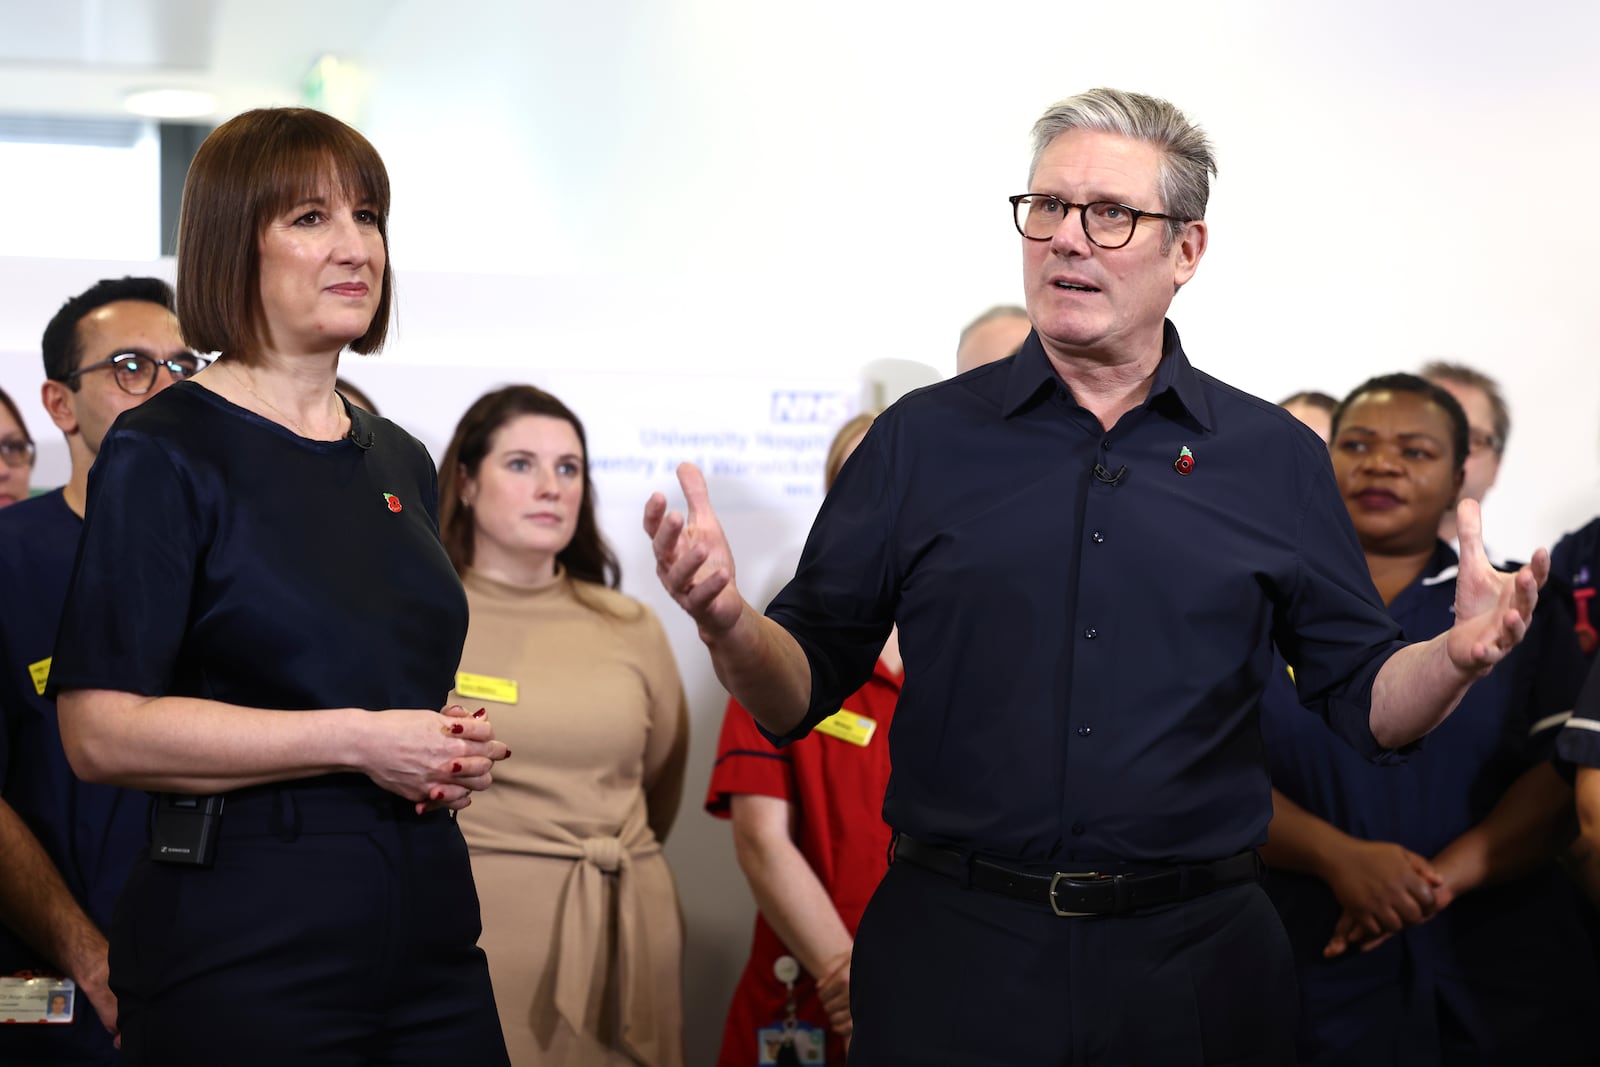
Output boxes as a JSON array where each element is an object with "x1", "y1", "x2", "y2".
[
  {"x1": 646, "y1": 88, "x2": 1548, "y2": 1062},
  {"x1": 0, "y1": 275, "x2": 193, "y2": 1063}
]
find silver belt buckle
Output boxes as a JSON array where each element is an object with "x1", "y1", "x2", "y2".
[{"x1": 1048, "y1": 870, "x2": 1102, "y2": 917}]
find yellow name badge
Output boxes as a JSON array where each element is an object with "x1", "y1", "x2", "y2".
[
  {"x1": 455, "y1": 671, "x2": 518, "y2": 705},
  {"x1": 814, "y1": 708, "x2": 877, "y2": 747},
  {"x1": 28, "y1": 658, "x2": 50, "y2": 697}
]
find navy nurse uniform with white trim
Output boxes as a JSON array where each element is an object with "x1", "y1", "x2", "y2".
[{"x1": 1262, "y1": 543, "x2": 1599, "y2": 1065}]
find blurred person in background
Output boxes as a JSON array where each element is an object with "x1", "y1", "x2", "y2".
[
  {"x1": 1421, "y1": 362, "x2": 1508, "y2": 550},
  {"x1": 705, "y1": 411, "x2": 899, "y2": 1066},
  {"x1": 0, "y1": 385, "x2": 32, "y2": 507},
  {"x1": 0, "y1": 276, "x2": 190, "y2": 1065},
  {"x1": 1553, "y1": 517, "x2": 1600, "y2": 657},
  {"x1": 1557, "y1": 661, "x2": 1600, "y2": 902},
  {"x1": 440, "y1": 385, "x2": 689, "y2": 1067},
  {"x1": 335, "y1": 376, "x2": 380, "y2": 415},
  {"x1": 1279, "y1": 389, "x2": 1338, "y2": 445},
  {"x1": 954, "y1": 304, "x2": 1031, "y2": 375}
]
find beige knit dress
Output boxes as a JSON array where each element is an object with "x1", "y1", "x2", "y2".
[{"x1": 453, "y1": 568, "x2": 689, "y2": 1066}]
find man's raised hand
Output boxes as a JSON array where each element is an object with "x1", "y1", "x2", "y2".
[
  {"x1": 644, "y1": 463, "x2": 745, "y2": 639},
  {"x1": 1447, "y1": 499, "x2": 1547, "y2": 675}
]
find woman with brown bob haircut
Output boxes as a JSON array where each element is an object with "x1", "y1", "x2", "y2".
[
  {"x1": 48, "y1": 108, "x2": 510, "y2": 1065},
  {"x1": 439, "y1": 385, "x2": 689, "y2": 1066}
]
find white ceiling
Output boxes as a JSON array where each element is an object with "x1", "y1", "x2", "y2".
[{"x1": 0, "y1": 0, "x2": 393, "y2": 121}]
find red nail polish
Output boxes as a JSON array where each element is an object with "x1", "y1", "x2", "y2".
[
  {"x1": 503, "y1": 748, "x2": 512, "y2": 757},
  {"x1": 452, "y1": 761, "x2": 462, "y2": 773},
  {"x1": 432, "y1": 788, "x2": 443, "y2": 801},
  {"x1": 451, "y1": 723, "x2": 464, "y2": 734},
  {"x1": 473, "y1": 708, "x2": 487, "y2": 718}
]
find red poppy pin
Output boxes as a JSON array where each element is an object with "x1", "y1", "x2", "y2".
[
  {"x1": 383, "y1": 492, "x2": 403, "y2": 513},
  {"x1": 1173, "y1": 446, "x2": 1195, "y2": 476}
]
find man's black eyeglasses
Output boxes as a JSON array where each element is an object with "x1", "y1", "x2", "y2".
[
  {"x1": 63, "y1": 351, "x2": 211, "y2": 396},
  {"x1": 1009, "y1": 194, "x2": 1191, "y2": 249}
]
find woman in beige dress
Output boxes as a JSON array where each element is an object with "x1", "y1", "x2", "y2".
[{"x1": 440, "y1": 384, "x2": 689, "y2": 1066}]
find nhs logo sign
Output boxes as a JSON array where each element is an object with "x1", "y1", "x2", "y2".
[{"x1": 770, "y1": 390, "x2": 853, "y2": 424}]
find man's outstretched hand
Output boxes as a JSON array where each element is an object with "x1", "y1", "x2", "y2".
[
  {"x1": 1446, "y1": 499, "x2": 1547, "y2": 675},
  {"x1": 644, "y1": 463, "x2": 744, "y2": 639}
]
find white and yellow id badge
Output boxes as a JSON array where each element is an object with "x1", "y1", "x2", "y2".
[
  {"x1": 455, "y1": 671, "x2": 518, "y2": 705},
  {"x1": 813, "y1": 708, "x2": 876, "y2": 747},
  {"x1": 27, "y1": 658, "x2": 50, "y2": 697},
  {"x1": 0, "y1": 976, "x2": 75, "y2": 1024}
]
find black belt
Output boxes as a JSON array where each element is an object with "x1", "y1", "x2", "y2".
[{"x1": 892, "y1": 833, "x2": 1262, "y2": 917}]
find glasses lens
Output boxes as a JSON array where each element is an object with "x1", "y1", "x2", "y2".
[
  {"x1": 110, "y1": 354, "x2": 156, "y2": 395},
  {"x1": 1017, "y1": 196, "x2": 1065, "y2": 239},
  {"x1": 1084, "y1": 203, "x2": 1136, "y2": 248},
  {"x1": 0, "y1": 439, "x2": 33, "y2": 469},
  {"x1": 166, "y1": 353, "x2": 205, "y2": 380}
]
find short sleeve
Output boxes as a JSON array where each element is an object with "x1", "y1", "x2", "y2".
[
  {"x1": 704, "y1": 697, "x2": 797, "y2": 817},
  {"x1": 1557, "y1": 658, "x2": 1600, "y2": 769},
  {"x1": 764, "y1": 423, "x2": 899, "y2": 744},
  {"x1": 1520, "y1": 591, "x2": 1586, "y2": 762},
  {"x1": 47, "y1": 427, "x2": 201, "y2": 698},
  {"x1": 1271, "y1": 451, "x2": 1406, "y2": 761}
]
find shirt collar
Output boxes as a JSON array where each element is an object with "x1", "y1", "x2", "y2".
[
  {"x1": 1001, "y1": 319, "x2": 1214, "y2": 432},
  {"x1": 1419, "y1": 540, "x2": 1462, "y2": 586}
]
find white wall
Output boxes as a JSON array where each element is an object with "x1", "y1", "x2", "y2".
[{"x1": 4, "y1": 3, "x2": 1600, "y2": 1060}]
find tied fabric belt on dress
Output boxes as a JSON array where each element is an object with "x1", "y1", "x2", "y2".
[
  {"x1": 544, "y1": 832, "x2": 667, "y2": 1067},
  {"x1": 892, "y1": 833, "x2": 1263, "y2": 916}
]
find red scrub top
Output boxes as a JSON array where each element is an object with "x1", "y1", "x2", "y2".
[{"x1": 705, "y1": 659, "x2": 900, "y2": 1067}]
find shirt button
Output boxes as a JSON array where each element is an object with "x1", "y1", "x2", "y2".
[
  {"x1": 1101, "y1": 438, "x2": 1112, "y2": 451},
  {"x1": 1077, "y1": 724, "x2": 1092, "y2": 737},
  {"x1": 1071, "y1": 822, "x2": 1086, "y2": 836},
  {"x1": 1083, "y1": 628, "x2": 1097, "y2": 639},
  {"x1": 1092, "y1": 531, "x2": 1105, "y2": 543}
]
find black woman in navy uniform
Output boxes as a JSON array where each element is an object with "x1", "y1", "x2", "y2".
[{"x1": 1259, "y1": 374, "x2": 1598, "y2": 1066}]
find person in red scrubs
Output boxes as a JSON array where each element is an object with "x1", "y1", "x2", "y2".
[{"x1": 705, "y1": 412, "x2": 898, "y2": 1066}]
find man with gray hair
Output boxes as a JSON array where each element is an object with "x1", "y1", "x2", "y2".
[
  {"x1": 954, "y1": 304, "x2": 1031, "y2": 374},
  {"x1": 647, "y1": 89, "x2": 1545, "y2": 1062}
]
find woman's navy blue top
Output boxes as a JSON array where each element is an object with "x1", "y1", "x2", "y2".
[{"x1": 48, "y1": 380, "x2": 467, "y2": 727}]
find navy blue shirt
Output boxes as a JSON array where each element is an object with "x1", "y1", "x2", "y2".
[
  {"x1": 1556, "y1": 655, "x2": 1600, "y2": 768},
  {"x1": 0, "y1": 489, "x2": 144, "y2": 1063},
  {"x1": 1261, "y1": 543, "x2": 1598, "y2": 1063},
  {"x1": 48, "y1": 382, "x2": 467, "y2": 716},
  {"x1": 765, "y1": 322, "x2": 1405, "y2": 864},
  {"x1": 1551, "y1": 515, "x2": 1600, "y2": 657}
]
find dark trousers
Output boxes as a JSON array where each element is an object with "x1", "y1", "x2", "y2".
[
  {"x1": 0, "y1": 1010, "x2": 119, "y2": 1067},
  {"x1": 109, "y1": 778, "x2": 509, "y2": 1066},
  {"x1": 849, "y1": 859, "x2": 1298, "y2": 1066}
]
